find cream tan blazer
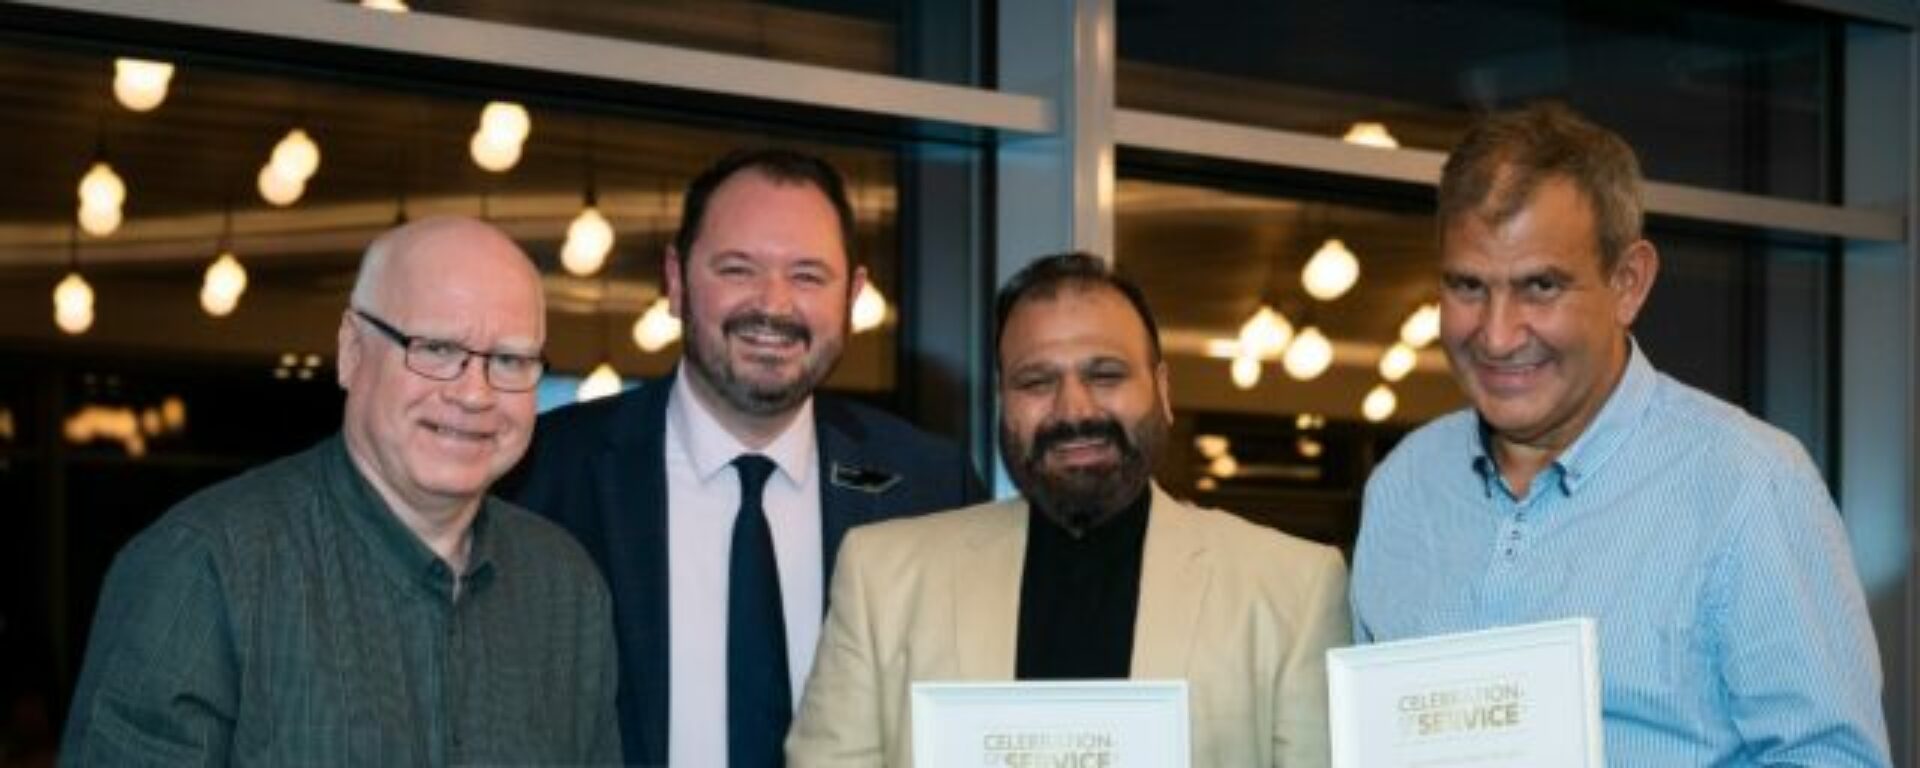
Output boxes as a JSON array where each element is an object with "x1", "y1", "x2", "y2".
[{"x1": 787, "y1": 483, "x2": 1349, "y2": 767}]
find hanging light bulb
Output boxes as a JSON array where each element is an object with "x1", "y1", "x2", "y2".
[
  {"x1": 256, "y1": 163, "x2": 305, "y2": 207},
  {"x1": 76, "y1": 162, "x2": 126, "y2": 236},
  {"x1": 1282, "y1": 326, "x2": 1334, "y2": 381},
  {"x1": 199, "y1": 284, "x2": 239, "y2": 318},
  {"x1": 268, "y1": 128, "x2": 320, "y2": 182},
  {"x1": 1302, "y1": 238, "x2": 1360, "y2": 301},
  {"x1": 77, "y1": 204, "x2": 123, "y2": 237},
  {"x1": 851, "y1": 282, "x2": 889, "y2": 333},
  {"x1": 479, "y1": 102, "x2": 531, "y2": 145},
  {"x1": 576, "y1": 363, "x2": 623, "y2": 402},
  {"x1": 200, "y1": 251, "x2": 248, "y2": 318},
  {"x1": 630, "y1": 297, "x2": 682, "y2": 352},
  {"x1": 1378, "y1": 342, "x2": 1418, "y2": 382},
  {"x1": 561, "y1": 205, "x2": 615, "y2": 276},
  {"x1": 1193, "y1": 434, "x2": 1230, "y2": 459},
  {"x1": 54, "y1": 272, "x2": 95, "y2": 334},
  {"x1": 1236, "y1": 304, "x2": 1293, "y2": 359},
  {"x1": 1362, "y1": 383, "x2": 1399, "y2": 423},
  {"x1": 1208, "y1": 453, "x2": 1240, "y2": 479},
  {"x1": 1229, "y1": 354, "x2": 1261, "y2": 390},
  {"x1": 1400, "y1": 302, "x2": 1442, "y2": 348},
  {"x1": 113, "y1": 58, "x2": 174, "y2": 112},
  {"x1": 79, "y1": 162, "x2": 127, "y2": 210},
  {"x1": 470, "y1": 101, "x2": 530, "y2": 173},
  {"x1": 469, "y1": 132, "x2": 524, "y2": 173},
  {"x1": 1342, "y1": 122, "x2": 1400, "y2": 149}
]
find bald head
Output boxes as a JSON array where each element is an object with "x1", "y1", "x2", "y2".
[{"x1": 350, "y1": 216, "x2": 544, "y2": 324}]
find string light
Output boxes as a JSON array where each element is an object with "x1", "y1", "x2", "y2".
[
  {"x1": 1282, "y1": 326, "x2": 1333, "y2": 381},
  {"x1": 1236, "y1": 304, "x2": 1293, "y2": 359},
  {"x1": 112, "y1": 59, "x2": 174, "y2": 112},
  {"x1": 852, "y1": 282, "x2": 889, "y2": 333},
  {"x1": 54, "y1": 272, "x2": 95, "y2": 335},
  {"x1": 631, "y1": 297, "x2": 681, "y2": 352},
  {"x1": 1362, "y1": 383, "x2": 1399, "y2": 422},
  {"x1": 269, "y1": 128, "x2": 320, "y2": 182},
  {"x1": 1230, "y1": 354, "x2": 1261, "y2": 390},
  {"x1": 471, "y1": 101, "x2": 531, "y2": 173},
  {"x1": 77, "y1": 161, "x2": 126, "y2": 236},
  {"x1": 1379, "y1": 342, "x2": 1418, "y2": 382},
  {"x1": 576, "y1": 363, "x2": 623, "y2": 402},
  {"x1": 561, "y1": 205, "x2": 615, "y2": 276},
  {"x1": 200, "y1": 252, "x2": 247, "y2": 317},
  {"x1": 200, "y1": 206, "x2": 247, "y2": 317},
  {"x1": 1301, "y1": 238, "x2": 1360, "y2": 301},
  {"x1": 1400, "y1": 303, "x2": 1442, "y2": 348}
]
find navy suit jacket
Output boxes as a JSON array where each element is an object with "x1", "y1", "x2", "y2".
[{"x1": 501, "y1": 374, "x2": 986, "y2": 767}]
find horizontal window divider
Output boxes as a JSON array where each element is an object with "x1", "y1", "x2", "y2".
[
  {"x1": 1117, "y1": 109, "x2": 1907, "y2": 244},
  {"x1": 1778, "y1": 0, "x2": 1916, "y2": 29},
  {"x1": 13, "y1": 0, "x2": 1053, "y2": 134}
]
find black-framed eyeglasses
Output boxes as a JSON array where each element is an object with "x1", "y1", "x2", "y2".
[{"x1": 351, "y1": 309, "x2": 546, "y2": 393}]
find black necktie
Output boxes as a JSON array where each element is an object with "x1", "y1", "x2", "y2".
[{"x1": 727, "y1": 454, "x2": 789, "y2": 767}]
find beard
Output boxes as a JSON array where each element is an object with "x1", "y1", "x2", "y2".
[
  {"x1": 682, "y1": 291, "x2": 846, "y2": 417},
  {"x1": 1001, "y1": 409, "x2": 1165, "y2": 534}
]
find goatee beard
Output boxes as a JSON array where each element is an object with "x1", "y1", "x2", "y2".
[{"x1": 1002, "y1": 414, "x2": 1161, "y2": 535}]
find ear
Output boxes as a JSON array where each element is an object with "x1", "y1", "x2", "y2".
[
  {"x1": 664, "y1": 245, "x2": 686, "y2": 320},
  {"x1": 1609, "y1": 239, "x2": 1659, "y2": 327},
  {"x1": 336, "y1": 310, "x2": 361, "y2": 389},
  {"x1": 1154, "y1": 359, "x2": 1174, "y2": 425}
]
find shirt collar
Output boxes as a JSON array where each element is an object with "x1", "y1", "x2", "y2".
[
  {"x1": 1468, "y1": 338, "x2": 1658, "y2": 498},
  {"x1": 668, "y1": 370, "x2": 816, "y2": 487},
  {"x1": 1551, "y1": 339, "x2": 1657, "y2": 495},
  {"x1": 324, "y1": 434, "x2": 496, "y2": 597}
]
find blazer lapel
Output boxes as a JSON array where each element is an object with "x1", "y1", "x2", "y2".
[
  {"x1": 954, "y1": 501, "x2": 1028, "y2": 679},
  {"x1": 1131, "y1": 484, "x2": 1212, "y2": 680},
  {"x1": 815, "y1": 396, "x2": 881, "y2": 590},
  {"x1": 599, "y1": 375, "x2": 674, "y2": 761}
]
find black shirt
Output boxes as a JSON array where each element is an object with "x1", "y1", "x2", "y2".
[{"x1": 1014, "y1": 490, "x2": 1151, "y2": 680}]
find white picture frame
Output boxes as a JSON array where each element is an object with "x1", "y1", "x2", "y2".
[
  {"x1": 909, "y1": 679, "x2": 1190, "y2": 768},
  {"x1": 1327, "y1": 618, "x2": 1604, "y2": 768}
]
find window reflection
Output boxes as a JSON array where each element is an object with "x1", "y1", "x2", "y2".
[{"x1": 1119, "y1": 0, "x2": 1833, "y2": 200}]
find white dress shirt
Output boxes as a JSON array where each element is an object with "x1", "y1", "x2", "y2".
[{"x1": 664, "y1": 373, "x2": 824, "y2": 768}]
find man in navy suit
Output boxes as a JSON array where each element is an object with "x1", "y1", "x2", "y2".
[{"x1": 504, "y1": 149, "x2": 985, "y2": 768}]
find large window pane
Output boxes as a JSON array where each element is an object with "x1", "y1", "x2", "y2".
[
  {"x1": 0, "y1": 38, "x2": 905, "y2": 396},
  {"x1": 1119, "y1": 0, "x2": 1835, "y2": 200}
]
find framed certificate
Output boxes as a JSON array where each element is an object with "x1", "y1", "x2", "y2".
[
  {"x1": 910, "y1": 680, "x2": 1189, "y2": 768},
  {"x1": 1327, "y1": 618, "x2": 1603, "y2": 768}
]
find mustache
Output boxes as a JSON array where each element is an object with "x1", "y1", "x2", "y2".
[
  {"x1": 1030, "y1": 418, "x2": 1133, "y2": 458},
  {"x1": 1463, "y1": 340, "x2": 1554, "y2": 368},
  {"x1": 723, "y1": 310, "x2": 812, "y2": 347}
]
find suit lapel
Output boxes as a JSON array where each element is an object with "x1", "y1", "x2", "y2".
[
  {"x1": 955, "y1": 502, "x2": 1027, "y2": 679},
  {"x1": 815, "y1": 397, "x2": 880, "y2": 592},
  {"x1": 599, "y1": 375, "x2": 675, "y2": 761},
  {"x1": 1131, "y1": 485, "x2": 1211, "y2": 680}
]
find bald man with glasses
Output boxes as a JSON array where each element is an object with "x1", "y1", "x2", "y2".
[{"x1": 62, "y1": 216, "x2": 621, "y2": 766}]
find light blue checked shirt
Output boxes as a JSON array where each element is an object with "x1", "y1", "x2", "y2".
[{"x1": 1352, "y1": 344, "x2": 1890, "y2": 766}]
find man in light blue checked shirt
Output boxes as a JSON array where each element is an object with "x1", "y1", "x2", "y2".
[{"x1": 1350, "y1": 102, "x2": 1891, "y2": 766}]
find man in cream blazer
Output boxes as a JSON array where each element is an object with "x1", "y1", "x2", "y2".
[{"x1": 788, "y1": 253, "x2": 1349, "y2": 767}]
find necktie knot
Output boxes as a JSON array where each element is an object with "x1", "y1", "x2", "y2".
[{"x1": 733, "y1": 454, "x2": 777, "y2": 502}]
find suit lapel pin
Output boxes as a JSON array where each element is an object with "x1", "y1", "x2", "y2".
[{"x1": 830, "y1": 461, "x2": 902, "y2": 494}]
